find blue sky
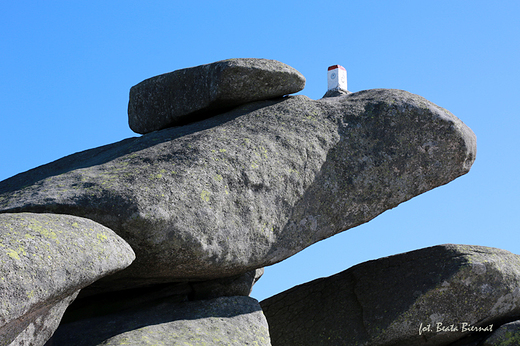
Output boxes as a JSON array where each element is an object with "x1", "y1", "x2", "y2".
[{"x1": 1, "y1": 1, "x2": 519, "y2": 302}]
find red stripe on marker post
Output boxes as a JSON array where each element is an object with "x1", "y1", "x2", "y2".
[
  {"x1": 328, "y1": 65, "x2": 346, "y2": 71},
  {"x1": 327, "y1": 65, "x2": 347, "y2": 91}
]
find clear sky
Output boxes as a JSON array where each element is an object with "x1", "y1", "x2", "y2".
[{"x1": 1, "y1": 1, "x2": 519, "y2": 302}]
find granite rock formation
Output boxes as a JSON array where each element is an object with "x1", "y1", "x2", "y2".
[
  {"x1": 128, "y1": 58, "x2": 306, "y2": 134},
  {"x1": 481, "y1": 320, "x2": 520, "y2": 346},
  {"x1": 0, "y1": 213, "x2": 134, "y2": 346},
  {"x1": 0, "y1": 58, "x2": 487, "y2": 345},
  {"x1": 64, "y1": 268, "x2": 264, "y2": 323},
  {"x1": 0, "y1": 88, "x2": 476, "y2": 290},
  {"x1": 47, "y1": 296, "x2": 270, "y2": 346},
  {"x1": 261, "y1": 244, "x2": 520, "y2": 346}
]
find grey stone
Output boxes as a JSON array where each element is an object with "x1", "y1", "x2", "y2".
[
  {"x1": 260, "y1": 244, "x2": 520, "y2": 346},
  {"x1": 480, "y1": 320, "x2": 520, "y2": 346},
  {"x1": 191, "y1": 268, "x2": 264, "y2": 300},
  {"x1": 0, "y1": 89, "x2": 476, "y2": 288},
  {"x1": 60, "y1": 269, "x2": 263, "y2": 324},
  {"x1": 47, "y1": 296, "x2": 271, "y2": 346},
  {"x1": 322, "y1": 88, "x2": 351, "y2": 98},
  {"x1": 8, "y1": 291, "x2": 79, "y2": 346},
  {"x1": 58, "y1": 282, "x2": 192, "y2": 325},
  {"x1": 128, "y1": 58, "x2": 306, "y2": 134},
  {"x1": 0, "y1": 213, "x2": 135, "y2": 346},
  {"x1": 447, "y1": 334, "x2": 488, "y2": 346}
]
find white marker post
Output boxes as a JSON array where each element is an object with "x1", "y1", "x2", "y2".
[{"x1": 327, "y1": 65, "x2": 347, "y2": 92}]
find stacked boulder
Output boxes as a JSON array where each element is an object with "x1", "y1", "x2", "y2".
[
  {"x1": 261, "y1": 244, "x2": 520, "y2": 346},
  {"x1": 0, "y1": 213, "x2": 135, "y2": 346},
  {"x1": 128, "y1": 58, "x2": 306, "y2": 133},
  {"x1": 2, "y1": 57, "x2": 512, "y2": 345}
]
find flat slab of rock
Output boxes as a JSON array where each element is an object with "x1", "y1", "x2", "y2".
[
  {"x1": 261, "y1": 244, "x2": 520, "y2": 346},
  {"x1": 0, "y1": 89, "x2": 476, "y2": 288},
  {"x1": 47, "y1": 296, "x2": 271, "y2": 346},
  {"x1": 128, "y1": 58, "x2": 306, "y2": 134},
  {"x1": 0, "y1": 213, "x2": 135, "y2": 346}
]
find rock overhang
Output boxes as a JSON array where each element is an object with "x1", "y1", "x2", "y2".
[{"x1": 0, "y1": 88, "x2": 476, "y2": 288}]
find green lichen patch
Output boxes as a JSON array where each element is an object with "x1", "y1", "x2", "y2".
[
  {"x1": 0, "y1": 89, "x2": 476, "y2": 288},
  {"x1": 0, "y1": 212, "x2": 135, "y2": 346},
  {"x1": 262, "y1": 244, "x2": 520, "y2": 346},
  {"x1": 481, "y1": 320, "x2": 520, "y2": 346}
]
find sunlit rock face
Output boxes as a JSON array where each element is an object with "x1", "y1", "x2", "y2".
[
  {"x1": 261, "y1": 244, "x2": 520, "y2": 346},
  {"x1": 0, "y1": 89, "x2": 476, "y2": 289},
  {"x1": 0, "y1": 213, "x2": 135, "y2": 346},
  {"x1": 128, "y1": 58, "x2": 306, "y2": 134}
]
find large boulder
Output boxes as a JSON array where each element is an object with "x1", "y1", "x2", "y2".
[
  {"x1": 47, "y1": 296, "x2": 271, "y2": 346},
  {"x1": 128, "y1": 58, "x2": 306, "y2": 134},
  {"x1": 0, "y1": 89, "x2": 476, "y2": 288},
  {"x1": 260, "y1": 244, "x2": 520, "y2": 346},
  {"x1": 0, "y1": 213, "x2": 135, "y2": 346},
  {"x1": 481, "y1": 320, "x2": 520, "y2": 346}
]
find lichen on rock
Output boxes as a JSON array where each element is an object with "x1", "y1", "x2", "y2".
[
  {"x1": 128, "y1": 58, "x2": 306, "y2": 134},
  {"x1": 0, "y1": 89, "x2": 476, "y2": 290},
  {"x1": 0, "y1": 212, "x2": 135, "y2": 346},
  {"x1": 48, "y1": 296, "x2": 270, "y2": 346},
  {"x1": 261, "y1": 244, "x2": 520, "y2": 346}
]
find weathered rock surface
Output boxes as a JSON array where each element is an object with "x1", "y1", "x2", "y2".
[
  {"x1": 8, "y1": 291, "x2": 78, "y2": 346},
  {"x1": 260, "y1": 244, "x2": 520, "y2": 346},
  {"x1": 0, "y1": 89, "x2": 476, "y2": 288},
  {"x1": 128, "y1": 58, "x2": 306, "y2": 134},
  {"x1": 0, "y1": 213, "x2": 135, "y2": 346},
  {"x1": 480, "y1": 320, "x2": 520, "y2": 346},
  {"x1": 322, "y1": 88, "x2": 351, "y2": 98},
  {"x1": 47, "y1": 296, "x2": 271, "y2": 346},
  {"x1": 60, "y1": 268, "x2": 264, "y2": 324},
  {"x1": 190, "y1": 267, "x2": 264, "y2": 300}
]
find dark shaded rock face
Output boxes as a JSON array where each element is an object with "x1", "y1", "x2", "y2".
[
  {"x1": 128, "y1": 58, "x2": 306, "y2": 134},
  {"x1": 481, "y1": 320, "x2": 520, "y2": 345},
  {"x1": 261, "y1": 244, "x2": 520, "y2": 346},
  {"x1": 190, "y1": 267, "x2": 264, "y2": 300},
  {"x1": 60, "y1": 268, "x2": 264, "y2": 325},
  {"x1": 0, "y1": 213, "x2": 135, "y2": 346},
  {"x1": 47, "y1": 296, "x2": 270, "y2": 346},
  {"x1": 0, "y1": 89, "x2": 476, "y2": 289}
]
